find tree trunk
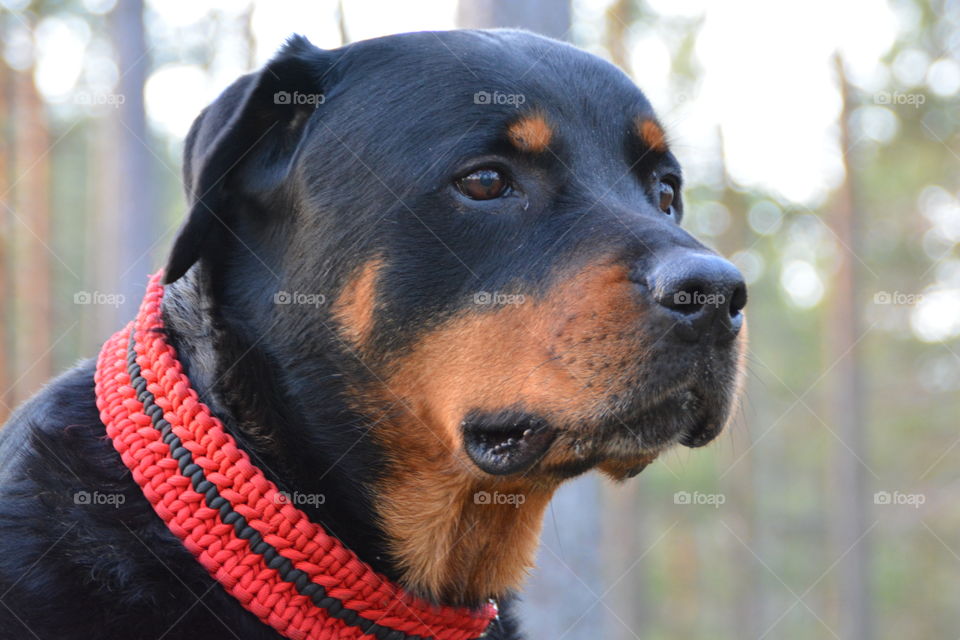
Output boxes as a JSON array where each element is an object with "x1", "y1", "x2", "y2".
[
  {"x1": 456, "y1": 0, "x2": 571, "y2": 40},
  {"x1": 0, "y1": 60, "x2": 12, "y2": 421},
  {"x1": 827, "y1": 53, "x2": 871, "y2": 640},
  {"x1": 11, "y1": 67, "x2": 53, "y2": 404},
  {"x1": 716, "y1": 126, "x2": 766, "y2": 640},
  {"x1": 91, "y1": 105, "x2": 120, "y2": 344},
  {"x1": 600, "y1": 479, "x2": 647, "y2": 639},
  {"x1": 109, "y1": 0, "x2": 155, "y2": 325},
  {"x1": 604, "y1": 0, "x2": 633, "y2": 74}
]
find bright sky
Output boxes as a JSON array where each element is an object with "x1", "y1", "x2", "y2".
[
  {"x1": 11, "y1": 0, "x2": 960, "y2": 342},
  {"x1": 22, "y1": 0, "x2": 912, "y2": 201},
  {"x1": 23, "y1": 0, "x2": 905, "y2": 201}
]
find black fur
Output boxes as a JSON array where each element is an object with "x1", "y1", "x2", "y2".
[{"x1": 0, "y1": 29, "x2": 742, "y2": 639}]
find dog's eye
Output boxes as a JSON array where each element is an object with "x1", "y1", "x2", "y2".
[
  {"x1": 456, "y1": 168, "x2": 509, "y2": 200},
  {"x1": 658, "y1": 181, "x2": 675, "y2": 214}
]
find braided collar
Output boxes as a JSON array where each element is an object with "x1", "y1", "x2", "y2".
[{"x1": 95, "y1": 272, "x2": 496, "y2": 640}]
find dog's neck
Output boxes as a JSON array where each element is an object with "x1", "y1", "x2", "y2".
[
  {"x1": 160, "y1": 271, "x2": 390, "y2": 573},
  {"x1": 159, "y1": 269, "x2": 554, "y2": 607},
  {"x1": 373, "y1": 462, "x2": 560, "y2": 604}
]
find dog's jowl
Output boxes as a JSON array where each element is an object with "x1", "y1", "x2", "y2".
[{"x1": 0, "y1": 30, "x2": 746, "y2": 640}]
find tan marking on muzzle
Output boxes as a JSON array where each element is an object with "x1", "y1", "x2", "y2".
[{"x1": 366, "y1": 261, "x2": 649, "y2": 603}]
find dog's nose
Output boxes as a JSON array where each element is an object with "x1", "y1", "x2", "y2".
[{"x1": 646, "y1": 252, "x2": 747, "y2": 343}]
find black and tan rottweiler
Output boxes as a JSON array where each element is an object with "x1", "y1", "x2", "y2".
[{"x1": 0, "y1": 30, "x2": 746, "y2": 639}]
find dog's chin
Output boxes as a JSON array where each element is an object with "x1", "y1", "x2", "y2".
[
  {"x1": 461, "y1": 383, "x2": 735, "y2": 481},
  {"x1": 588, "y1": 388, "x2": 733, "y2": 481}
]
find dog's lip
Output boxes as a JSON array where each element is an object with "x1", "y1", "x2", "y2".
[
  {"x1": 597, "y1": 384, "x2": 712, "y2": 450},
  {"x1": 678, "y1": 413, "x2": 725, "y2": 448},
  {"x1": 643, "y1": 386, "x2": 726, "y2": 449},
  {"x1": 633, "y1": 378, "x2": 698, "y2": 413},
  {"x1": 620, "y1": 384, "x2": 698, "y2": 423},
  {"x1": 461, "y1": 412, "x2": 557, "y2": 476}
]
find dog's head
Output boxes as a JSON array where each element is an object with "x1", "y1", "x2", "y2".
[{"x1": 164, "y1": 30, "x2": 746, "y2": 605}]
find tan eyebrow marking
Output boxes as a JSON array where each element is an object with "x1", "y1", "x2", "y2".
[
  {"x1": 507, "y1": 112, "x2": 553, "y2": 153},
  {"x1": 635, "y1": 117, "x2": 668, "y2": 153}
]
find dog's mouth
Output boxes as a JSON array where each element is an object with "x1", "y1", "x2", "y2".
[
  {"x1": 461, "y1": 382, "x2": 732, "y2": 477},
  {"x1": 461, "y1": 410, "x2": 557, "y2": 475}
]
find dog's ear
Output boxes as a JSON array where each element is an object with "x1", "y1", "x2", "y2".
[{"x1": 164, "y1": 35, "x2": 334, "y2": 284}]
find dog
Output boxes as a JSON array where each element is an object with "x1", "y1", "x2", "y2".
[{"x1": 0, "y1": 29, "x2": 746, "y2": 640}]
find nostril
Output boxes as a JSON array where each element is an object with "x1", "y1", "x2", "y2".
[{"x1": 728, "y1": 283, "x2": 747, "y2": 318}]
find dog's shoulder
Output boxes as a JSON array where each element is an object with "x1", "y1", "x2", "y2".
[
  {"x1": 0, "y1": 361, "x2": 151, "y2": 634},
  {"x1": 0, "y1": 362, "x2": 282, "y2": 639},
  {"x1": 0, "y1": 359, "x2": 103, "y2": 509}
]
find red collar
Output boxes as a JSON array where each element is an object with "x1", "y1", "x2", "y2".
[{"x1": 95, "y1": 272, "x2": 496, "y2": 640}]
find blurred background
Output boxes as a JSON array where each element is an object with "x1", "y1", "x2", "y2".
[{"x1": 0, "y1": 0, "x2": 958, "y2": 638}]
